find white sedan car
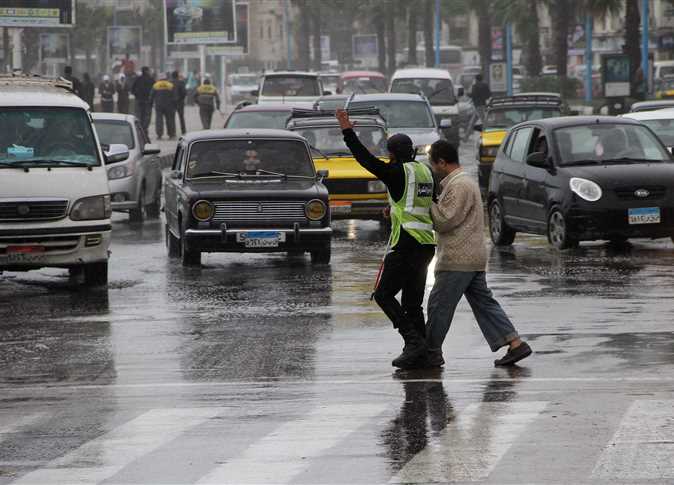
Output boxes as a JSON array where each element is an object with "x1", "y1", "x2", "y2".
[
  {"x1": 93, "y1": 113, "x2": 163, "y2": 222},
  {"x1": 622, "y1": 108, "x2": 674, "y2": 152}
]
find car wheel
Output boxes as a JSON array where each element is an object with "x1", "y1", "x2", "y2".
[
  {"x1": 129, "y1": 186, "x2": 145, "y2": 223},
  {"x1": 146, "y1": 189, "x2": 161, "y2": 219},
  {"x1": 83, "y1": 262, "x2": 108, "y2": 287},
  {"x1": 310, "y1": 243, "x2": 331, "y2": 265},
  {"x1": 166, "y1": 224, "x2": 180, "y2": 257},
  {"x1": 547, "y1": 209, "x2": 578, "y2": 250},
  {"x1": 180, "y1": 227, "x2": 201, "y2": 266},
  {"x1": 489, "y1": 200, "x2": 516, "y2": 246}
]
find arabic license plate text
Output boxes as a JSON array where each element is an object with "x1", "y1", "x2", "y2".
[
  {"x1": 236, "y1": 231, "x2": 285, "y2": 248},
  {"x1": 628, "y1": 207, "x2": 660, "y2": 225}
]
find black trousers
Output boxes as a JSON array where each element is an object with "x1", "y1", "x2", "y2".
[
  {"x1": 199, "y1": 107, "x2": 214, "y2": 130},
  {"x1": 136, "y1": 100, "x2": 151, "y2": 136},
  {"x1": 155, "y1": 106, "x2": 176, "y2": 139},
  {"x1": 176, "y1": 102, "x2": 186, "y2": 134},
  {"x1": 373, "y1": 245, "x2": 435, "y2": 335}
]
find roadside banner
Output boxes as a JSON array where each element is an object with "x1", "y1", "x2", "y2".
[
  {"x1": 490, "y1": 62, "x2": 507, "y2": 92},
  {"x1": 39, "y1": 32, "x2": 69, "y2": 62},
  {"x1": 602, "y1": 54, "x2": 631, "y2": 97},
  {"x1": 353, "y1": 34, "x2": 378, "y2": 63},
  {"x1": 164, "y1": 0, "x2": 237, "y2": 45},
  {"x1": 0, "y1": 0, "x2": 75, "y2": 27}
]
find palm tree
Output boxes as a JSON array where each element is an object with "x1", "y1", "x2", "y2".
[
  {"x1": 423, "y1": 0, "x2": 434, "y2": 67},
  {"x1": 494, "y1": 0, "x2": 543, "y2": 76},
  {"x1": 623, "y1": 0, "x2": 641, "y2": 92},
  {"x1": 385, "y1": 0, "x2": 397, "y2": 75},
  {"x1": 407, "y1": 1, "x2": 419, "y2": 65}
]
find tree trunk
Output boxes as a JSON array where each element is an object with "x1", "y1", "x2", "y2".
[
  {"x1": 551, "y1": 0, "x2": 570, "y2": 79},
  {"x1": 624, "y1": 0, "x2": 641, "y2": 92},
  {"x1": 385, "y1": 1, "x2": 396, "y2": 75},
  {"x1": 407, "y1": 1, "x2": 418, "y2": 66},
  {"x1": 311, "y1": 7, "x2": 322, "y2": 71},
  {"x1": 523, "y1": 0, "x2": 542, "y2": 76},
  {"x1": 375, "y1": 11, "x2": 386, "y2": 73},
  {"x1": 476, "y1": 0, "x2": 492, "y2": 76},
  {"x1": 423, "y1": 0, "x2": 434, "y2": 67},
  {"x1": 297, "y1": 1, "x2": 311, "y2": 70}
]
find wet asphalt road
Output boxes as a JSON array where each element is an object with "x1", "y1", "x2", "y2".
[{"x1": 1, "y1": 138, "x2": 674, "y2": 484}]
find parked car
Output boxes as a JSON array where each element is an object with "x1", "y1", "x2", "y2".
[
  {"x1": 336, "y1": 71, "x2": 387, "y2": 95},
  {"x1": 622, "y1": 108, "x2": 674, "y2": 151},
  {"x1": 253, "y1": 71, "x2": 327, "y2": 106},
  {"x1": 164, "y1": 129, "x2": 332, "y2": 266},
  {"x1": 227, "y1": 72, "x2": 259, "y2": 105},
  {"x1": 476, "y1": 93, "x2": 565, "y2": 195},
  {"x1": 629, "y1": 99, "x2": 674, "y2": 112},
  {"x1": 655, "y1": 76, "x2": 674, "y2": 100},
  {"x1": 487, "y1": 116, "x2": 674, "y2": 249},
  {"x1": 389, "y1": 68, "x2": 462, "y2": 147},
  {"x1": 92, "y1": 113, "x2": 162, "y2": 222},
  {"x1": 287, "y1": 109, "x2": 389, "y2": 221},
  {"x1": 345, "y1": 93, "x2": 447, "y2": 163},
  {"x1": 0, "y1": 75, "x2": 119, "y2": 286}
]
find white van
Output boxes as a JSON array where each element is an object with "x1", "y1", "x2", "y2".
[{"x1": 0, "y1": 75, "x2": 126, "y2": 286}]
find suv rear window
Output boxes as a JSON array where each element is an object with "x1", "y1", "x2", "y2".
[
  {"x1": 261, "y1": 76, "x2": 320, "y2": 97},
  {"x1": 390, "y1": 78, "x2": 456, "y2": 105},
  {"x1": 93, "y1": 120, "x2": 135, "y2": 150}
]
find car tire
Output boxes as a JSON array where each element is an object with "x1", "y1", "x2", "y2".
[
  {"x1": 489, "y1": 200, "x2": 516, "y2": 246},
  {"x1": 129, "y1": 186, "x2": 145, "y2": 223},
  {"x1": 180, "y1": 227, "x2": 201, "y2": 266},
  {"x1": 166, "y1": 224, "x2": 180, "y2": 257},
  {"x1": 83, "y1": 262, "x2": 108, "y2": 287},
  {"x1": 310, "y1": 243, "x2": 331, "y2": 265},
  {"x1": 146, "y1": 190, "x2": 161, "y2": 219},
  {"x1": 547, "y1": 209, "x2": 578, "y2": 250}
]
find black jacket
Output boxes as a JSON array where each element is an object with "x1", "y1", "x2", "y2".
[
  {"x1": 470, "y1": 81, "x2": 491, "y2": 107},
  {"x1": 132, "y1": 74, "x2": 155, "y2": 102}
]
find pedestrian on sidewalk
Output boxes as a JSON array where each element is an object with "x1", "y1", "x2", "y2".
[
  {"x1": 116, "y1": 73, "x2": 130, "y2": 114},
  {"x1": 196, "y1": 77, "x2": 221, "y2": 130},
  {"x1": 99, "y1": 75, "x2": 116, "y2": 113},
  {"x1": 336, "y1": 109, "x2": 436, "y2": 370},
  {"x1": 132, "y1": 66, "x2": 155, "y2": 138},
  {"x1": 63, "y1": 66, "x2": 81, "y2": 97},
  {"x1": 172, "y1": 70, "x2": 187, "y2": 134},
  {"x1": 150, "y1": 72, "x2": 177, "y2": 140},
  {"x1": 464, "y1": 74, "x2": 491, "y2": 141},
  {"x1": 425, "y1": 140, "x2": 532, "y2": 367}
]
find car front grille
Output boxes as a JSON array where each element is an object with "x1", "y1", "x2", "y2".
[
  {"x1": 614, "y1": 186, "x2": 666, "y2": 201},
  {"x1": 212, "y1": 201, "x2": 308, "y2": 223},
  {"x1": 324, "y1": 179, "x2": 369, "y2": 195},
  {"x1": 0, "y1": 199, "x2": 69, "y2": 222},
  {"x1": 0, "y1": 235, "x2": 79, "y2": 254}
]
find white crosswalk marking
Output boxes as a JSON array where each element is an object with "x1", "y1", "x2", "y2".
[
  {"x1": 0, "y1": 413, "x2": 45, "y2": 438},
  {"x1": 592, "y1": 399, "x2": 674, "y2": 481},
  {"x1": 389, "y1": 401, "x2": 548, "y2": 483},
  {"x1": 11, "y1": 407, "x2": 222, "y2": 485},
  {"x1": 196, "y1": 403, "x2": 388, "y2": 485}
]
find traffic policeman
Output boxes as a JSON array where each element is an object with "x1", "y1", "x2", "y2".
[
  {"x1": 336, "y1": 109, "x2": 436, "y2": 369},
  {"x1": 195, "y1": 77, "x2": 221, "y2": 129},
  {"x1": 149, "y1": 72, "x2": 177, "y2": 140}
]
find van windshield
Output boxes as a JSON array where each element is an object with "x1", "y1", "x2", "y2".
[
  {"x1": 390, "y1": 78, "x2": 456, "y2": 105},
  {"x1": 0, "y1": 108, "x2": 100, "y2": 167},
  {"x1": 261, "y1": 76, "x2": 320, "y2": 97}
]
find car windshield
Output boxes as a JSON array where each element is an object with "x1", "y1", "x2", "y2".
[
  {"x1": 350, "y1": 100, "x2": 434, "y2": 128},
  {"x1": 230, "y1": 74, "x2": 258, "y2": 86},
  {"x1": 225, "y1": 111, "x2": 290, "y2": 129},
  {"x1": 485, "y1": 108, "x2": 561, "y2": 129},
  {"x1": 296, "y1": 125, "x2": 387, "y2": 157},
  {"x1": 636, "y1": 119, "x2": 674, "y2": 147},
  {"x1": 390, "y1": 78, "x2": 456, "y2": 105},
  {"x1": 341, "y1": 77, "x2": 386, "y2": 94},
  {"x1": 554, "y1": 124, "x2": 672, "y2": 165},
  {"x1": 93, "y1": 120, "x2": 135, "y2": 150},
  {"x1": 186, "y1": 139, "x2": 314, "y2": 178},
  {"x1": 261, "y1": 76, "x2": 320, "y2": 97},
  {"x1": 316, "y1": 98, "x2": 347, "y2": 110},
  {"x1": 0, "y1": 108, "x2": 100, "y2": 166}
]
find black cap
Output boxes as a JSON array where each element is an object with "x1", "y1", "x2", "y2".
[{"x1": 386, "y1": 133, "x2": 414, "y2": 162}]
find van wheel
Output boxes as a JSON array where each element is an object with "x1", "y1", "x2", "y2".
[
  {"x1": 146, "y1": 186, "x2": 161, "y2": 219},
  {"x1": 166, "y1": 224, "x2": 180, "y2": 257},
  {"x1": 83, "y1": 262, "x2": 108, "y2": 287},
  {"x1": 180, "y1": 227, "x2": 201, "y2": 266},
  {"x1": 129, "y1": 186, "x2": 145, "y2": 223},
  {"x1": 310, "y1": 243, "x2": 331, "y2": 265},
  {"x1": 547, "y1": 209, "x2": 578, "y2": 250},
  {"x1": 489, "y1": 200, "x2": 516, "y2": 246}
]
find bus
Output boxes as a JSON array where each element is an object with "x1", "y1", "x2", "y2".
[{"x1": 398, "y1": 45, "x2": 464, "y2": 79}]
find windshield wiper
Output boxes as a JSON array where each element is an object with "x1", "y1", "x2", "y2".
[
  {"x1": 254, "y1": 169, "x2": 287, "y2": 178},
  {"x1": 428, "y1": 85, "x2": 453, "y2": 100},
  {"x1": 325, "y1": 151, "x2": 354, "y2": 157},
  {"x1": 561, "y1": 159, "x2": 600, "y2": 166},
  {"x1": 0, "y1": 160, "x2": 33, "y2": 170},
  {"x1": 309, "y1": 145, "x2": 330, "y2": 160},
  {"x1": 190, "y1": 171, "x2": 242, "y2": 178},
  {"x1": 600, "y1": 157, "x2": 662, "y2": 164}
]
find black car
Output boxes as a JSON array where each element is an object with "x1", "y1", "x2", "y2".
[
  {"x1": 487, "y1": 116, "x2": 674, "y2": 249},
  {"x1": 164, "y1": 129, "x2": 332, "y2": 265}
]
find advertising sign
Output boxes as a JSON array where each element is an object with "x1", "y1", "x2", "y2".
[
  {"x1": 602, "y1": 54, "x2": 631, "y2": 97},
  {"x1": 164, "y1": 0, "x2": 237, "y2": 45},
  {"x1": 0, "y1": 0, "x2": 75, "y2": 27},
  {"x1": 489, "y1": 62, "x2": 507, "y2": 92},
  {"x1": 491, "y1": 28, "x2": 503, "y2": 61},
  {"x1": 39, "y1": 32, "x2": 69, "y2": 62},
  {"x1": 353, "y1": 34, "x2": 378, "y2": 61}
]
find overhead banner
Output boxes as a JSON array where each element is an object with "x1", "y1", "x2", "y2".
[
  {"x1": 164, "y1": 0, "x2": 237, "y2": 45},
  {"x1": 0, "y1": 0, "x2": 75, "y2": 27},
  {"x1": 39, "y1": 33, "x2": 69, "y2": 62}
]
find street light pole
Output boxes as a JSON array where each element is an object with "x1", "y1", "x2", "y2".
[
  {"x1": 585, "y1": 15, "x2": 593, "y2": 103},
  {"x1": 434, "y1": 0, "x2": 440, "y2": 67},
  {"x1": 641, "y1": 0, "x2": 649, "y2": 95},
  {"x1": 506, "y1": 23, "x2": 513, "y2": 96},
  {"x1": 284, "y1": 0, "x2": 292, "y2": 70}
]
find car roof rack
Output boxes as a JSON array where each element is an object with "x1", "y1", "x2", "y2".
[
  {"x1": 488, "y1": 94, "x2": 562, "y2": 108},
  {"x1": 288, "y1": 106, "x2": 387, "y2": 125},
  {"x1": 0, "y1": 73, "x2": 73, "y2": 92}
]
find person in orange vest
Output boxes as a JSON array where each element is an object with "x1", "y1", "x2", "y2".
[
  {"x1": 196, "y1": 76, "x2": 221, "y2": 129},
  {"x1": 149, "y1": 72, "x2": 177, "y2": 140}
]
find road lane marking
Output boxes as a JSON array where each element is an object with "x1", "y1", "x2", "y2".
[
  {"x1": 0, "y1": 413, "x2": 45, "y2": 437},
  {"x1": 196, "y1": 403, "x2": 388, "y2": 484},
  {"x1": 592, "y1": 399, "x2": 674, "y2": 480},
  {"x1": 10, "y1": 407, "x2": 222, "y2": 485},
  {"x1": 389, "y1": 401, "x2": 548, "y2": 483}
]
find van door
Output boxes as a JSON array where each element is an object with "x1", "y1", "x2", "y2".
[{"x1": 499, "y1": 126, "x2": 533, "y2": 228}]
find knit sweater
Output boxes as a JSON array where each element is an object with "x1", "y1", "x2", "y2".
[{"x1": 431, "y1": 169, "x2": 488, "y2": 272}]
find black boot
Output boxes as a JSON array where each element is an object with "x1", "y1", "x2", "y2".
[{"x1": 392, "y1": 324, "x2": 428, "y2": 369}]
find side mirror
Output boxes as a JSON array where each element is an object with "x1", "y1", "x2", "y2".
[
  {"x1": 323, "y1": 90, "x2": 332, "y2": 96},
  {"x1": 170, "y1": 170, "x2": 182, "y2": 180},
  {"x1": 251, "y1": 89, "x2": 259, "y2": 97},
  {"x1": 526, "y1": 151, "x2": 549, "y2": 168},
  {"x1": 457, "y1": 86, "x2": 465, "y2": 97},
  {"x1": 143, "y1": 143, "x2": 161, "y2": 155},
  {"x1": 105, "y1": 143, "x2": 129, "y2": 163},
  {"x1": 473, "y1": 123, "x2": 483, "y2": 132},
  {"x1": 316, "y1": 169, "x2": 329, "y2": 180},
  {"x1": 440, "y1": 118, "x2": 452, "y2": 128}
]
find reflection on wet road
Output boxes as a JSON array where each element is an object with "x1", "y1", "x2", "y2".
[{"x1": 1, "y1": 142, "x2": 674, "y2": 483}]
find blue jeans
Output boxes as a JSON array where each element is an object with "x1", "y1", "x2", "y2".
[{"x1": 427, "y1": 271, "x2": 519, "y2": 352}]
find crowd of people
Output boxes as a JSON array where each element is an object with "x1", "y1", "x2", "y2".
[{"x1": 62, "y1": 66, "x2": 222, "y2": 141}]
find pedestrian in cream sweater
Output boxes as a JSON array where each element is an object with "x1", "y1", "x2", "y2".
[{"x1": 425, "y1": 140, "x2": 531, "y2": 367}]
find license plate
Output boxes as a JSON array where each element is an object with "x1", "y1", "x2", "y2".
[
  {"x1": 1, "y1": 252, "x2": 45, "y2": 263},
  {"x1": 628, "y1": 207, "x2": 661, "y2": 225},
  {"x1": 330, "y1": 201, "x2": 352, "y2": 215},
  {"x1": 236, "y1": 231, "x2": 285, "y2": 248}
]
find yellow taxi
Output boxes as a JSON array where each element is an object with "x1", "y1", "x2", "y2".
[
  {"x1": 655, "y1": 77, "x2": 674, "y2": 99},
  {"x1": 288, "y1": 114, "x2": 389, "y2": 220},
  {"x1": 476, "y1": 93, "x2": 564, "y2": 195}
]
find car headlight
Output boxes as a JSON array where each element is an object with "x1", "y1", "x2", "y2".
[
  {"x1": 417, "y1": 144, "x2": 432, "y2": 155},
  {"x1": 305, "y1": 199, "x2": 327, "y2": 220},
  {"x1": 192, "y1": 200, "x2": 215, "y2": 221},
  {"x1": 570, "y1": 177, "x2": 602, "y2": 202},
  {"x1": 70, "y1": 195, "x2": 111, "y2": 220},
  {"x1": 108, "y1": 165, "x2": 131, "y2": 180},
  {"x1": 480, "y1": 145, "x2": 499, "y2": 158},
  {"x1": 367, "y1": 180, "x2": 387, "y2": 193}
]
